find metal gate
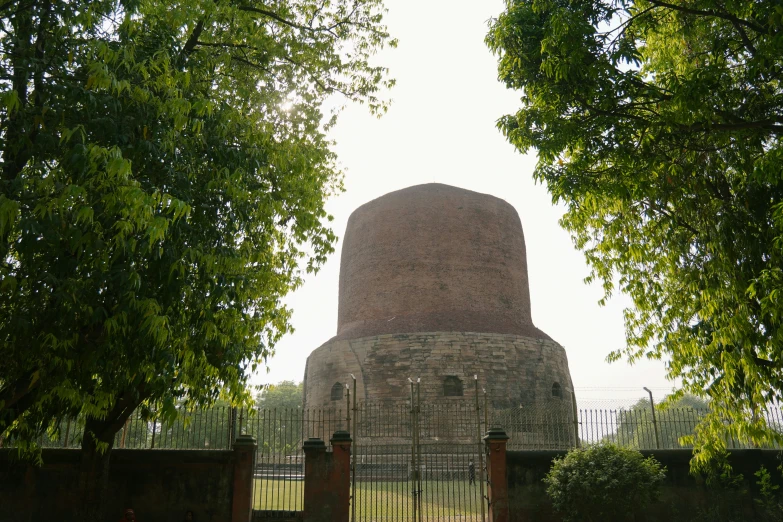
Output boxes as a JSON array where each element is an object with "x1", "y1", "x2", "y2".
[
  {"x1": 249, "y1": 407, "x2": 347, "y2": 518},
  {"x1": 350, "y1": 378, "x2": 488, "y2": 522}
]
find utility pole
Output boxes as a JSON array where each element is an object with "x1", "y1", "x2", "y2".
[{"x1": 643, "y1": 387, "x2": 660, "y2": 449}]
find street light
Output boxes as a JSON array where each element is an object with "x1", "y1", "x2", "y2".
[{"x1": 643, "y1": 387, "x2": 660, "y2": 449}]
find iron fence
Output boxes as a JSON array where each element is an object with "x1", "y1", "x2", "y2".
[
  {"x1": 571, "y1": 405, "x2": 783, "y2": 449},
  {"x1": 350, "y1": 378, "x2": 488, "y2": 522},
  {"x1": 16, "y1": 396, "x2": 783, "y2": 521},
  {"x1": 36, "y1": 406, "x2": 239, "y2": 450},
  {"x1": 29, "y1": 402, "x2": 783, "y2": 453},
  {"x1": 245, "y1": 407, "x2": 348, "y2": 513}
]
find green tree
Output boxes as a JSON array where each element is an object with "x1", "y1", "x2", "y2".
[
  {"x1": 251, "y1": 380, "x2": 303, "y2": 454},
  {"x1": 613, "y1": 394, "x2": 709, "y2": 449},
  {"x1": 256, "y1": 380, "x2": 304, "y2": 411},
  {"x1": 0, "y1": 0, "x2": 393, "y2": 515},
  {"x1": 487, "y1": 0, "x2": 783, "y2": 461}
]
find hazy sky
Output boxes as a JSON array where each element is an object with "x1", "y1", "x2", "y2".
[{"x1": 251, "y1": 0, "x2": 676, "y2": 407}]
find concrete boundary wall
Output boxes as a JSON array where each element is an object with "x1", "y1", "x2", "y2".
[
  {"x1": 0, "y1": 441, "x2": 255, "y2": 522},
  {"x1": 507, "y1": 449, "x2": 783, "y2": 522}
]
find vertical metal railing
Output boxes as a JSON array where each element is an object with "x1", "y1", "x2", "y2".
[
  {"x1": 409, "y1": 378, "x2": 421, "y2": 522},
  {"x1": 348, "y1": 394, "x2": 487, "y2": 520},
  {"x1": 248, "y1": 406, "x2": 346, "y2": 513},
  {"x1": 350, "y1": 374, "x2": 358, "y2": 522},
  {"x1": 27, "y1": 402, "x2": 783, "y2": 453},
  {"x1": 474, "y1": 376, "x2": 487, "y2": 522}
]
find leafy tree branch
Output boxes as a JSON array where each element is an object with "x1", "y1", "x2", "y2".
[{"x1": 487, "y1": 0, "x2": 783, "y2": 463}]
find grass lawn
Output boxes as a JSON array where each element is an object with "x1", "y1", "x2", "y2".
[
  {"x1": 254, "y1": 479, "x2": 484, "y2": 520},
  {"x1": 253, "y1": 478, "x2": 303, "y2": 511}
]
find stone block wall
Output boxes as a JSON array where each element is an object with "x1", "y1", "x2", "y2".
[
  {"x1": 304, "y1": 331, "x2": 573, "y2": 408},
  {"x1": 303, "y1": 331, "x2": 575, "y2": 446}
]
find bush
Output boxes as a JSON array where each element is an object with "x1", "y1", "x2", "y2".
[
  {"x1": 543, "y1": 444, "x2": 667, "y2": 522},
  {"x1": 755, "y1": 465, "x2": 783, "y2": 521}
]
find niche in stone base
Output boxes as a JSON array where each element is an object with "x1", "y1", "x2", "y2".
[
  {"x1": 443, "y1": 376, "x2": 464, "y2": 397},
  {"x1": 331, "y1": 382, "x2": 343, "y2": 401}
]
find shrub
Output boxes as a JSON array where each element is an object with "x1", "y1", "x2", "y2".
[
  {"x1": 755, "y1": 465, "x2": 783, "y2": 521},
  {"x1": 543, "y1": 444, "x2": 667, "y2": 522}
]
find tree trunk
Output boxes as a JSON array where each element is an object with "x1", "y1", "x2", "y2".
[
  {"x1": 75, "y1": 387, "x2": 148, "y2": 521},
  {"x1": 77, "y1": 416, "x2": 115, "y2": 522}
]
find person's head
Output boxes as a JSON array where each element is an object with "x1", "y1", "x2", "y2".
[
  {"x1": 184, "y1": 510, "x2": 194, "y2": 521},
  {"x1": 123, "y1": 508, "x2": 136, "y2": 521}
]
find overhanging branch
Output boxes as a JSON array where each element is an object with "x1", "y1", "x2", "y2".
[{"x1": 647, "y1": 0, "x2": 768, "y2": 35}]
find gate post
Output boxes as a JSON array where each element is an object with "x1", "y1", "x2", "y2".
[
  {"x1": 303, "y1": 437, "x2": 327, "y2": 522},
  {"x1": 232, "y1": 434, "x2": 257, "y2": 522},
  {"x1": 330, "y1": 430, "x2": 352, "y2": 522},
  {"x1": 483, "y1": 427, "x2": 510, "y2": 522},
  {"x1": 304, "y1": 433, "x2": 352, "y2": 522}
]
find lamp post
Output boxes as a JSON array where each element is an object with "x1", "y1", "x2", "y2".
[{"x1": 643, "y1": 387, "x2": 660, "y2": 449}]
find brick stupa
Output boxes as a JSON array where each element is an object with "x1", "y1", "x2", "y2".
[{"x1": 303, "y1": 184, "x2": 575, "y2": 444}]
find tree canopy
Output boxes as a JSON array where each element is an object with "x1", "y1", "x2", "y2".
[
  {"x1": 250, "y1": 380, "x2": 304, "y2": 454},
  {"x1": 256, "y1": 380, "x2": 303, "y2": 411},
  {"x1": 486, "y1": 0, "x2": 783, "y2": 461},
  {"x1": 0, "y1": 0, "x2": 394, "y2": 464}
]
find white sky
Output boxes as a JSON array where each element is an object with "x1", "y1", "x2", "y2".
[{"x1": 251, "y1": 0, "x2": 676, "y2": 408}]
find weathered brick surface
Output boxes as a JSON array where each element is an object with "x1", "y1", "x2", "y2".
[
  {"x1": 303, "y1": 331, "x2": 574, "y2": 411},
  {"x1": 335, "y1": 183, "x2": 550, "y2": 341}
]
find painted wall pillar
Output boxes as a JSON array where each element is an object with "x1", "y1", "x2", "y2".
[
  {"x1": 232, "y1": 434, "x2": 257, "y2": 522},
  {"x1": 303, "y1": 432, "x2": 352, "y2": 522},
  {"x1": 484, "y1": 427, "x2": 510, "y2": 522},
  {"x1": 329, "y1": 431, "x2": 352, "y2": 522},
  {"x1": 303, "y1": 437, "x2": 327, "y2": 522}
]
